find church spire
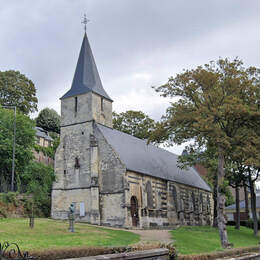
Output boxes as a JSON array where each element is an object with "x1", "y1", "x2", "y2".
[{"x1": 61, "y1": 21, "x2": 112, "y2": 101}]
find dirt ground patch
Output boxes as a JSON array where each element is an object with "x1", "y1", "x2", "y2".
[{"x1": 129, "y1": 230, "x2": 173, "y2": 244}]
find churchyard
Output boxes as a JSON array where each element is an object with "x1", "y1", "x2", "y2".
[
  {"x1": 171, "y1": 226, "x2": 260, "y2": 255},
  {"x1": 1, "y1": 2, "x2": 260, "y2": 259},
  {"x1": 0, "y1": 218, "x2": 139, "y2": 250},
  {"x1": 1, "y1": 218, "x2": 260, "y2": 259}
]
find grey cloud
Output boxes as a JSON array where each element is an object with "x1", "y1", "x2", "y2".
[{"x1": 0, "y1": 0, "x2": 260, "y2": 124}]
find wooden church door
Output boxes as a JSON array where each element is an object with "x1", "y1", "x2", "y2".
[{"x1": 130, "y1": 196, "x2": 138, "y2": 227}]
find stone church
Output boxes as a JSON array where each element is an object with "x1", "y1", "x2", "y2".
[{"x1": 51, "y1": 32, "x2": 213, "y2": 228}]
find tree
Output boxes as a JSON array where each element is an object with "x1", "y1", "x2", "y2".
[
  {"x1": 225, "y1": 161, "x2": 245, "y2": 230},
  {"x1": 150, "y1": 58, "x2": 260, "y2": 247},
  {"x1": 0, "y1": 70, "x2": 38, "y2": 114},
  {"x1": 36, "y1": 108, "x2": 61, "y2": 134},
  {"x1": 231, "y1": 127, "x2": 260, "y2": 235},
  {"x1": 178, "y1": 143, "x2": 234, "y2": 228},
  {"x1": 0, "y1": 107, "x2": 35, "y2": 191},
  {"x1": 21, "y1": 161, "x2": 55, "y2": 216},
  {"x1": 113, "y1": 110, "x2": 156, "y2": 140}
]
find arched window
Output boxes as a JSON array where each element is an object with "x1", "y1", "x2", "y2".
[
  {"x1": 207, "y1": 194, "x2": 211, "y2": 213},
  {"x1": 172, "y1": 185, "x2": 179, "y2": 212},
  {"x1": 146, "y1": 181, "x2": 153, "y2": 208},
  {"x1": 191, "y1": 192, "x2": 196, "y2": 212},
  {"x1": 200, "y1": 193, "x2": 204, "y2": 211}
]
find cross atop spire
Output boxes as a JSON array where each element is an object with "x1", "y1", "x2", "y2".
[{"x1": 82, "y1": 14, "x2": 90, "y2": 33}]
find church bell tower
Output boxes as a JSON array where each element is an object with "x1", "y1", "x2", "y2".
[
  {"x1": 51, "y1": 19, "x2": 113, "y2": 224},
  {"x1": 60, "y1": 32, "x2": 113, "y2": 127}
]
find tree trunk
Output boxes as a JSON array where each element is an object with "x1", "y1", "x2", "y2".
[
  {"x1": 235, "y1": 186, "x2": 240, "y2": 229},
  {"x1": 249, "y1": 174, "x2": 258, "y2": 236},
  {"x1": 213, "y1": 175, "x2": 218, "y2": 227},
  {"x1": 243, "y1": 181, "x2": 249, "y2": 221},
  {"x1": 217, "y1": 147, "x2": 229, "y2": 248}
]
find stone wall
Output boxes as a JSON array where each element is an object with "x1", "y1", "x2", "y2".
[
  {"x1": 95, "y1": 124, "x2": 127, "y2": 227},
  {"x1": 61, "y1": 93, "x2": 93, "y2": 126},
  {"x1": 63, "y1": 249, "x2": 169, "y2": 260},
  {"x1": 60, "y1": 92, "x2": 112, "y2": 128},
  {"x1": 33, "y1": 150, "x2": 54, "y2": 166},
  {"x1": 92, "y1": 93, "x2": 112, "y2": 128},
  {"x1": 51, "y1": 188, "x2": 92, "y2": 221},
  {"x1": 51, "y1": 115, "x2": 95, "y2": 220},
  {"x1": 125, "y1": 171, "x2": 213, "y2": 228}
]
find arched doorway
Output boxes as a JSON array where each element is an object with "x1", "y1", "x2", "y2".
[{"x1": 130, "y1": 196, "x2": 138, "y2": 227}]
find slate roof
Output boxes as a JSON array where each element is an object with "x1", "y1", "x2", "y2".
[
  {"x1": 226, "y1": 196, "x2": 260, "y2": 210},
  {"x1": 61, "y1": 33, "x2": 112, "y2": 101},
  {"x1": 35, "y1": 127, "x2": 53, "y2": 141},
  {"x1": 97, "y1": 124, "x2": 211, "y2": 192}
]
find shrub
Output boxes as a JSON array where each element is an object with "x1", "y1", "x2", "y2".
[
  {"x1": 228, "y1": 219, "x2": 260, "y2": 230},
  {"x1": 30, "y1": 244, "x2": 177, "y2": 260},
  {"x1": 20, "y1": 162, "x2": 55, "y2": 217},
  {"x1": 0, "y1": 192, "x2": 18, "y2": 205}
]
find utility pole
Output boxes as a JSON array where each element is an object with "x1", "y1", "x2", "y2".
[{"x1": 2, "y1": 105, "x2": 16, "y2": 191}]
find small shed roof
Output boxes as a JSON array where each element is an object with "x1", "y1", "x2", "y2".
[{"x1": 97, "y1": 124, "x2": 211, "y2": 192}]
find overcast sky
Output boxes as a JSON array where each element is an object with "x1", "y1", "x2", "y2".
[{"x1": 1, "y1": 1, "x2": 260, "y2": 154}]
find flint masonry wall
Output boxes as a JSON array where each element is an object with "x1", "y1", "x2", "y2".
[{"x1": 124, "y1": 171, "x2": 213, "y2": 228}]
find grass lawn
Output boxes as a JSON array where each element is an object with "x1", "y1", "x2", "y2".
[
  {"x1": 0, "y1": 218, "x2": 139, "y2": 251},
  {"x1": 171, "y1": 225, "x2": 260, "y2": 255}
]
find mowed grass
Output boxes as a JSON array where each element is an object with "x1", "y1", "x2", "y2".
[
  {"x1": 171, "y1": 225, "x2": 260, "y2": 255},
  {"x1": 0, "y1": 218, "x2": 139, "y2": 251}
]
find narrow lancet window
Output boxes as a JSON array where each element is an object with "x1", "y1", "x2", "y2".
[
  {"x1": 75, "y1": 157, "x2": 80, "y2": 169},
  {"x1": 75, "y1": 96, "x2": 78, "y2": 113}
]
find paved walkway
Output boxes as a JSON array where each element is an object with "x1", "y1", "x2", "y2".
[
  {"x1": 84, "y1": 223, "x2": 174, "y2": 244},
  {"x1": 130, "y1": 229, "x2": 173, "y2": 244}
]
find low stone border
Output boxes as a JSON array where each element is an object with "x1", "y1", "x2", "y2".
[
  {"x1": 179, "y1": 246, "x2": 260, "y2": 260},
  {"x1": 63, "y1": 248, "x2": 169, "y2": 260},
  {"x1": 218, "y1": 252, "x2": 260, "y2": 260}
]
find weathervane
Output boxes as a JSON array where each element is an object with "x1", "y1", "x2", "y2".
[{"x1": 82, "y1": 14, "x2": 90, "y2": 33}]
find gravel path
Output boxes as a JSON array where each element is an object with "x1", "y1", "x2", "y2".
[{"x1": 130, "y1": 230, "x2": 173, "y2": 244}]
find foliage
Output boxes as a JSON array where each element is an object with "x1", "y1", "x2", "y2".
[
  {"x1": 0, "y1": 107, "x2": 35, "y2": 189},
  {"x1": 113, "y1": 110, "x2": 156, "y2": 140},
  {"x1": 0, "y1": 219, "x2": 140, "y2": 251},
  {"x1": 34, "y1": 134, "x2": 60, "y2": 160},
  {"x1": 150, "y1": 58, "x2": 260, "y2": 148},
  {"x1": 0, "y1": 193, "x2": 50, "y2": 217},
  {"x1": 0, "y1": 192, "x2": 18, "y2": 205},
  {"x1": 52, "y1": 135, "x2": 60, "y2": 155},
  {"x1": 223, "y1": 184, "x2": 234, "y2": 206},
  {"x1": 0, "y1": 70, "x2": 38, "y2": 114},
  {"x1": 20, "y1": 162, "x2": 55, "y2": 216},
  {"x1": 34, "y1": 144, "x2": 54, "y2": 159},
  {"x1": 36, "y1": 107, "x2": 61, "y2": 134},
  {"x1": 171, "y1": 226, "x2": 260, "y2": 255},
  {"x1": 151, "y1": 58, "x2": 260, "y2": 246}
]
